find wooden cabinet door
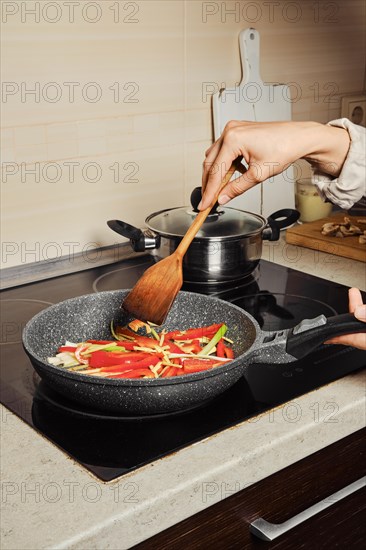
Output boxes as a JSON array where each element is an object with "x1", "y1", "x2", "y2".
[{"x1": 133, "y1": 429, "x2": 366, "y2": 549}]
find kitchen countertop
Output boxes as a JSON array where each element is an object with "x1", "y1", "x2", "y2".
[
  {"x1": 263, "y1": 232, "x2": 366, "y2": 290},
  {"x1": 1, "y1": 236, "x2": 365, "y2": 550}
]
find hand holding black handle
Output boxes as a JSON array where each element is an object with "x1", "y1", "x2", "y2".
[{"x1": 286, "y1": 313, "x2": 366, "y2": 359}]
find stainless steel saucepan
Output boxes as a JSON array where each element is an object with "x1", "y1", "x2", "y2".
[{"x1": 108, "y1": 189, "x2": 299, "y2": 284}]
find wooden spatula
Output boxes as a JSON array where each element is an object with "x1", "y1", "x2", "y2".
[{"x1": 122, "y1": 162, "x2": 238, "y2": 325}]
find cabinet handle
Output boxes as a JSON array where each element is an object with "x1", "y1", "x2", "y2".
[{"x1": 250, "y1": 476, "x2": 365, "y2": 541}]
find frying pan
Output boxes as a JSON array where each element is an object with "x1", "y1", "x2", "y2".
[{"x1": 22, "y1": 290, "x2": 364, "y2": 415}]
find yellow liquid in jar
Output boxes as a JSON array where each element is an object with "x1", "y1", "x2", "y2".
[{"x1": 295, "y1": 193, "x2": 332, "y2": 222}]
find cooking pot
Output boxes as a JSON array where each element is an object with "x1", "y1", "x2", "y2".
[
  {"x1": 23, "y1": 290, "x2": 364, "y2": 415},
  {"x1": 107, "y1": 189, "x2": 299, "y2": 284}
]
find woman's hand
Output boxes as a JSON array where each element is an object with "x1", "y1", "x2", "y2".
[
  {"x1": 325, "y1": 288, "x2": 366, "y2": 350},
  {"x1": 200, "y1": 120, "x2": 350, "y2": 210}
]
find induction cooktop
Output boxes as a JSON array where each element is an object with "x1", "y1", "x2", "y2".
[{"x1": 1, "y1": 258, "x2": 365, "y2": 481}]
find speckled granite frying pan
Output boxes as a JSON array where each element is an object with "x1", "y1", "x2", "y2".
[{"x1": 22, "y1": 290, "x2": 364, "y2": 415}]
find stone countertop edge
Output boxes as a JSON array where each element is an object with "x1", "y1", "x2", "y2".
[{"x1": 1, "y1": 370, "x2": 365, "y2": 550}]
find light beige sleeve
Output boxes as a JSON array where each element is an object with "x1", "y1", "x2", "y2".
[{"x1": 312, "y1": 118, "x2": 366, "y2": 210}]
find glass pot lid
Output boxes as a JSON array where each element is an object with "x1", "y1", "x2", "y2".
[{"x1": 145, "y1": 206, "x2": 267, "y2": 240}]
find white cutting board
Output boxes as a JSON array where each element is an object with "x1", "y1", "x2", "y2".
[{"x1": 213, "y1": 28, "x2": 295, "y2": 217}]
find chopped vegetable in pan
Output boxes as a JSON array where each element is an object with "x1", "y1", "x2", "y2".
[{"x1": 47, "y1": 322, "x2": 235, "y2": 379}]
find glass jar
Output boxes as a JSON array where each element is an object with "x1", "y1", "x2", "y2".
[{"x1": 295, "y1": 178, "x2": 333, "y2": 223}]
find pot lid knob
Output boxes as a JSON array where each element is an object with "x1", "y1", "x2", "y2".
[{"x1": 190, "y1": 187, "x2": 219, "y2": 214}]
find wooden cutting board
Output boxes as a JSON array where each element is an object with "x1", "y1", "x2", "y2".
[
  {"x1": 212, "y1": 28, "x2": 295, "y2": 218},
  {"x1": 286, "y1": 213, "x2": 366, "y2": 263}
]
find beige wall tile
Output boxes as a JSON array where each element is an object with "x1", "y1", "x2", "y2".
[
  {"x1": 46, "y1": 123, "x2": 78, "y2": 143},
  {"x1": 159, "y1": 111, "x2": 185, "y2": 130},
  {"x1": 2, "y1": 0, "x2": 365, "y2": 267},
  {"x1": 133, "y1": 114, "x2": 160, "y2": 133},
  {"x1": 47, "y1": 140, "x2": 79, "y2": 161},
  {"x1": 327, "y1": 107, "x2": 343, "y2": 122},
  {"x1": 159, "y1": 128, "x2": 185, "y2": 148},
  {"x1": 1, "y1": 128, "x2": 14, "y2": 148},
  {"x1": 77, "y1": 120, "x2": 108, "y2": 139},
  {"x1": 184, "y1": 140, "x2": 211, "y2": 202},
  {"x1": 185, "y1": 109, "x2": 213, "y2": 142},
  {"x1": 2, "y1": 145, "x2": 184, "y2": 253},
  {"x1": 14, "y1": 143, "x2": 48, "y2": 164},
  {"x1": 14, "y1": 125, "x2": 46, "y2": 147},
  {"x1": 107, "y1": 117, "x2": 133, "y2": 136},
  {"x1": 293, "y1": 160, "x2": 313, "y2": 182},
  {"x1": 2, "y1": 1, "x2": 185, "y2": 126},
  {"x1": 79, "y1": 136, "x2": 107, "y2": 157},
  {"x1": 1, "y1": 147, "x2": 16, "y2": 163},
  {"x1": 106, "y1": 134, "x2": 133, "y2": 154},
  {"x1": 158, "y1": 111, "x2": 185, "y2": 146}
]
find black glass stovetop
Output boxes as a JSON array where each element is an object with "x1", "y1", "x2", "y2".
[{"x1": 1, "y1": 258, "x2": 365, "y2": 481}]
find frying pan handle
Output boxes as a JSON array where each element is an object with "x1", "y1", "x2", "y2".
[
  {"x1": 263, "y1": 209, "x2": 300, "y2": 242},
  {"x1": 286, "y1": 313, "x2": 366, "y2": 359}
]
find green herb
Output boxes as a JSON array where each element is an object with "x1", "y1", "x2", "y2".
[{"x1": 198, "y1": 325, "x2": 227, "y2": 356}]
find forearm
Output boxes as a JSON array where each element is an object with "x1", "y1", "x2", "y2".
[
  {"x1": 200, "y1": 119, "x2": 357, "y2": 210},
  {"x1": 301, "y1": 122, "x2": 350, "y2": 177}
]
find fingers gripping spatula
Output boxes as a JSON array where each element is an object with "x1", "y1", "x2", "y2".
[{"x1": 122, "y1": 164, "x2": 237, "y2": 325}]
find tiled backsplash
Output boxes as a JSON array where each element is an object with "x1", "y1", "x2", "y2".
[{"x1": 1, "y1": 0, "x2": 365, "y2": 268}]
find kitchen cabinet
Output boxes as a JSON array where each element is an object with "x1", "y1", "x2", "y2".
[{"x1": 133, "y1": 428, "x2": 365, "y2": 549}]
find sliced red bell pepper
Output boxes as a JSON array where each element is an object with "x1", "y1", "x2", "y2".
[
  {"x1": 161, "y1": 366, "x2": 178, "y2": 378},
  {"x1": 107, "y1": 368, "x2": 155, "y2": 379},
  {"x1": 86, "y1": 340, "x2": 114, "y2": 345},
  {"x1": 116, "y1": 328, "x2": 162, "y2": 349},
  {"x1": 75, "y1": 344, "x2": 91, "y2": 365},
  {"x1": 114, "y1": 341, "x2": 138, "y2": 351},
  {"x1": 89, "y1": 351, "x2": 151, "y2": 368},
  {"x1": 57, "y1": 345, "x2": 77, "y2": 353},
  {"x1": 216, "y1": 338, "x2": 225, "y2": 358},
  {"x1": 179, "y1": 340, "x2": 202, "y2": 354},
  {"x1": 99, "y1": 355, "x2": 160, "y2": 371},
  {"x1": 182, "y1": 357, "x2": 218, "y2": 374},
  {"x1": 183, "y1": 364, "x2": 215, "y2": 374},
  {"x1": 115, "y1": 327, "x2": 137, "y2": 340},
  {"x1": 99, "y1": 364, "x2": 142, "y2": 373},
  {"x1": 163, "y1": 340, "x2": 185, "y2": 354},
  {"x1": 164, "y1": 323, "x2": 224, "y2": 341},
  {"x1": 224, "y1": 345, "x2": 234, "y2": 359}
]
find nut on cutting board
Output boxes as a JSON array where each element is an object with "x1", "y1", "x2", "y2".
[{"x1": 286, "y1": 213, "x2": 366, "y2": 262}]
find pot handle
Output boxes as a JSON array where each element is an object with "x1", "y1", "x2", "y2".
[
  {"x1": 286, "y1": 313, "x2": 366, "y2": 359},
  {"x1": 263, "y1": 209, "x2": 300, "y2": 241},
  {"x1": 107, "y1": 220, "x2": 159, "y2": 252}
]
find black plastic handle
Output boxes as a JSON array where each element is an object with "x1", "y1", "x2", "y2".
[
  {"x1": 107, "y1": 220, "x2": 146, "y2": 252},
  {"x1": 190, "y1": 187, "x2": 220, "y2": 214},
  {"x1": 263, "y1": 209, "x2": 300, "y2": 242},
  {"x1": 269, "y1": 209, "x2": 300, "y2": 229},
  {"x1": 286, "y1": 313, "x2": 366, "y2": 359}
]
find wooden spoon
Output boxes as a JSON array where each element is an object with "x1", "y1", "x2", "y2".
[{"x1": 122, "y1": 162, "x2": 238, "y2": 325}]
